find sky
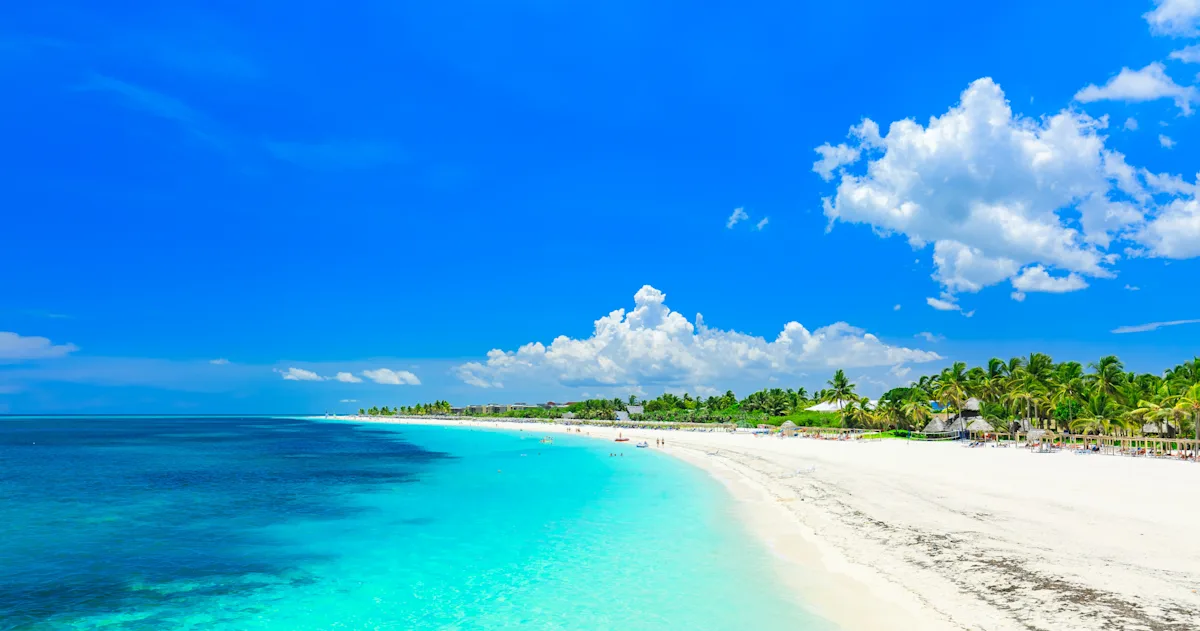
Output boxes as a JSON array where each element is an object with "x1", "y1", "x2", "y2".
[{"x1": 3, "y1": 0, "x2": 1200, "y2": 413}]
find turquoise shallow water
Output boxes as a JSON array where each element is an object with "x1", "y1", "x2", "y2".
[{"x1": 0, "y1": 416, "x2": 832, "y2": 630}]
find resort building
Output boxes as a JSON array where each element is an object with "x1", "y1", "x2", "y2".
[
  {"x1": 805, "y1": 399, "x2": 878, "y2": 412},
  {"x1": 922, "y1": 398, "x2": 988, "y2": 435}
]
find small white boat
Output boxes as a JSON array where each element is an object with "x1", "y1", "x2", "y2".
[{"x1": 635, "y1": 441, "x2": 649, "y2": 448}]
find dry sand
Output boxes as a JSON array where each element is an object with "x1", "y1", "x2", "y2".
[{"x1": 338, "y1": 417, "x2": 1200, "y2": 631}]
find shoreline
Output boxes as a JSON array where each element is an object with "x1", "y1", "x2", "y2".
[{"x1": 329, "y1": 416, "x2": 1200, "y2": 631}]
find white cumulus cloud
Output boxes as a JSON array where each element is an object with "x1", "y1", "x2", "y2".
[
  {"x1": 0, "y1": 332, "x2": 79, "y2": 361},
  {"x1": 815, "y1": 77, "x2": 1200, "y2": 305},
  {"x1": 209, "y1": 358, "x2": 230, "y2": 365},
  {"x1": 279, "y1": 367, "x2": 324, "y2": 381},
  {"x1": 1074, "y1": 63, "x2": 1196, "y2": 114},
  {"x1": 811, "y1": 119, "x2": 882, "y2": 181},
  {"x1": 1124, "y1": 117, "x2": 1139, "y2": 131},
  {"x1": 1135, "y1": 198, "x2": 1200, "y2": 258},
  {"x1": 454, "y1": 286, "x2": 941, "y2": 391},
  {"x1": 726, "y1": 207, "x2": 748, "y2": 228},
  {"x1": 1160, "y1": 134, "x2": 1177, "y2": 148},
  {"x1": 1170, "y1": 44, "x2": 1200, "y2": 63},
  {"x1": 812, "y1": 142, "x2": 861, "y2": 182},
  {"x1": 1010, "y1": 265, "x2": 1089, "y2": 294},
  {"x1": 362, "y1": 368, "x2": 421, "y2": 385},
  {"x1": 1144, "y1": 0, "x2": 1200, "y2": 36},
  {"x1": 334, "y1": 371, "x2": 363, "y2": 383},
  {"x1": 755, "y1": 217, "x2": 769, "y2": 230}
]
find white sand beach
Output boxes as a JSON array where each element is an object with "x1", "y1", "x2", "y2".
[{"x1": 340, "y1": 417, "x2": 1200, "y2": 631}]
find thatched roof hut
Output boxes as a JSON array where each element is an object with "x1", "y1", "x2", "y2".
[
  {"x1": 964, "y1": 418, "x2": 993, "y2": 432},
  {"x1": 1141, "y1": 422, "x2": 1177, "y2": 436},
  {"x1": 779, "y1": 420, "x2": 798, "y2": 436},
  {"x1": 923, "y1": 418, "x2": 948, "y2": 433}
]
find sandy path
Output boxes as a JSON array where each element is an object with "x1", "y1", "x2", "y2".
[{"x1": 336, "y1": 417, "x2": 1200, "y2": 631}]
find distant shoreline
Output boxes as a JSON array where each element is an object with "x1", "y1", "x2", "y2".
[{"x1": 329, "y1": 414, "x2": 1200, "y2": 631}]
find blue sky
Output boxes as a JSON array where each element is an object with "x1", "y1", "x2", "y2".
[{"x1": 3, "y1": 0, "x2": 1200, "y2": 413}]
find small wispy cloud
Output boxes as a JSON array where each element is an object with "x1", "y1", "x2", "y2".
[
  {"x1": 340, "y1": 399, "x2": 358, "y2": 403},
  {"x1": 1160, "y1": 134, "x2": 1176, "y2": 149},
  {"x1": 334, "y1": 371, "x2": 363, "y2": 383},
  {"x1": 927, "y1": 297, "x2": 958, "y2": 311},
  {"x1": 1112, "y1": 319, "x2": 1200, "y2": 334},
  {"x1": 1124, "y1": 117, "x2": 1139, "y2": 131},
  {"x1": 893, "y1": 304, "x2": 901, "y2": 311},
  {"x1": 18, "y1": 310, "x2": 72, "y2": 319},
  {"x1": 0, "y1": 332, "x2": 79, "y2": 361},
  {"x1": 76, "y1": 74, "x2": 234, "y2": 155},
  {"x1": 755, "y1": 217, "x2": 769, "y2": 230},
  {"x1": 926, "y1": 296, "x2": 974, "y2": 317},
  {"x1": 726, "y1": 207, "x2": 748, "y2": 229},
  {"x1": 915, "y1": 332, "x2": 944, "y2": 343},
  {"x1": 78, "y1": 75, "x2": 206, "y2": 129},
  {"x1": 277, "y1": 367, "x2": 324, "y2": 381},
  {"x1": 209, "y1": 358, "x2": 230, "y2": 365},
  {"x1": 362, "y1": 368, "x2": 421, "y2": 385},
  {"x1": 1124, "y1": 284, "x2": 1140, "y2": 291},
  {"x1": 77, "y1": 74, "x2": 397, "y2": 172}
]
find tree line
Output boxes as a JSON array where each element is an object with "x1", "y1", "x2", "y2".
[
  {"x1": 358, "y1": 401, "x2": 452, "y2": 417},
  {"x1": 354, "y1": 354, "x2": 1200, "y2": 440},
  {"x1": 856, "y1": 354, "x2": 1200, "y2": 438}
]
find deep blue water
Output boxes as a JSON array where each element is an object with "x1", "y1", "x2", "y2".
[{"x1": 0, "y1": 417, "x2": 831, "y2": 630}]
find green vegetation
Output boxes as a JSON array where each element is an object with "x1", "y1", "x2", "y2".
[
  {"x1": 837, "y1": 355, "x2": 1200, "y2": 442},
  {"x1": 357, "y1": 401, "x2": 452, "y2": 417},
  {"x1": 356, "y1": 355, "x2": 1200, "y2": 448}
]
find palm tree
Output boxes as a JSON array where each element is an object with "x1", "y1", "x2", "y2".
[
  {"x1": 1086, "y1": 355, "x2": 1126, "y2": 399},
  {"x1": 1001, "y1": 356, "x2": 1026, "y2": 379},
  {"x1": 901, "y1": 397, "x2": 932, "y2": 432},
  {"x1": 1166, "y1": 357, "x2": 1200, "y2": 388},
  {"x1": 962, "y1": 358, "x2": 1003, "y2": 408},
  {"x1": 1173, "y1": 383, "x2": 1200, "y2": 461},
  {"x1": 1025, "y1": 352, "x2": 1055, "y2": 384},
  {"x1": 842, "y1": 397, "x2": 874, "y2": 429},
  {"x1": 1051, "y1": 367, "x2": 1085, "y2": 431},
  {"x1": 936, "y1": 361, "x2": 970, "y2": 414},
  {"x1": 1069, "y1": 393, "x2": 1124, "y2": 436},
  {"x1": 874, "y1": 398, "x2": 903, "y2": 430},
  {"x1": 1006, "y1": 377, "x2": 1049, "y2": 430},
  {"x1": 823, "y1": 370, "x2": 857, "y2": 409},
  {"x1": 1129, "y1": 397, "x2": 1183, "y2": 438}
]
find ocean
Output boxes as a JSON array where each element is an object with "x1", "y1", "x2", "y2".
[{"x1": 0, "y1": 416, "x2": 832, "y2": 630}]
